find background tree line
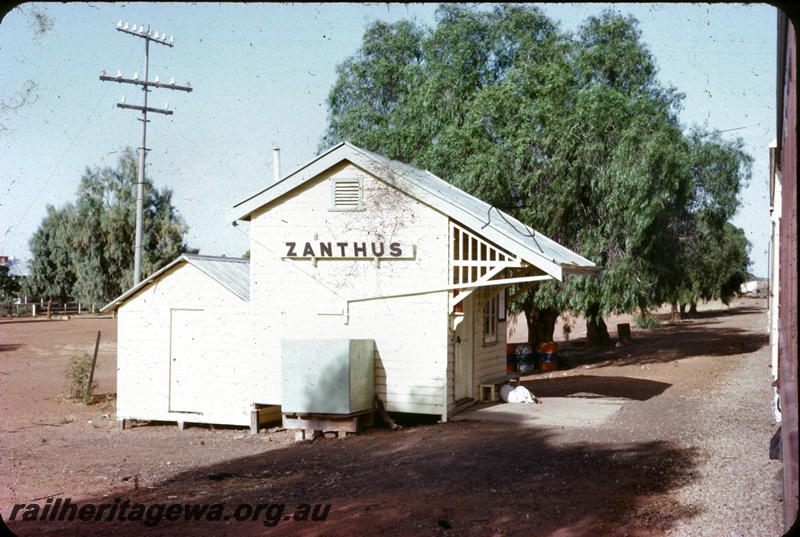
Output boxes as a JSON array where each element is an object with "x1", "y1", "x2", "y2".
[
  {"x1": 24, "y1": 148, "x2": 196, "y2": 314},
  {"x1": 0, "y1": 264, "x2": 21, "y2": 302},
  {"x1": 321, "y1": 4, "x2": 752, "y2": 347}
]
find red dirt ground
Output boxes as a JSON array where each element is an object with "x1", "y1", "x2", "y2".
[{"x1": 0, "y1": 298, "x2": 782, "y2": 536}]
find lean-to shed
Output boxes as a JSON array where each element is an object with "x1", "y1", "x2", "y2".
[
  {"x1": 102, "y1": 254, "x2": 265, "y2": 428},
  {"x1": 231, "y1": 142, "x2": 602, "y2": 421}
]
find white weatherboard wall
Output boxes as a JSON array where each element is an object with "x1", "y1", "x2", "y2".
[
  {"x1": 249, "y1": 162, "x2": 453, "y2": 416},
  {"x1": 116, "y1": 263, "x2": 259, "y2": 426},
  {"x1": 472, "y1": 289, "x2": 508, "y2": 395}
]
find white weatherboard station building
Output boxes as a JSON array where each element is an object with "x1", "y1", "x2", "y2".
[{"x1": 105, "y1": 142, "x2": 601, "y2": 429}]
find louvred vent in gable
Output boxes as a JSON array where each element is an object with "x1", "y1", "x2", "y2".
[{"x1": 333, "y1": 179, "x2": 361, "y2": 210}]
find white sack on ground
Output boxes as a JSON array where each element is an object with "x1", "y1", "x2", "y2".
[{"x1": 499, "y1": 385, "x2": 542, "y2": 404}]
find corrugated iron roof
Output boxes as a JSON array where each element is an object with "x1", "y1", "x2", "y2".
[
  {"x1": 184, "y1": 254, "x2": 250, "y2": 301},
  {"x1": 231, "y1": 142, "x2": 601, "y2": 280},
  {"x1": 101, "y1": 254, "x2": 249, "y2": 312}
]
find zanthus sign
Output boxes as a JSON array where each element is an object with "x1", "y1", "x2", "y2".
[{"x1": 284, "y1": 241, "x2": 415, "y2": 260}]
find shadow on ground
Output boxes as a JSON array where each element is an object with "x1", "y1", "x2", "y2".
[
  {"x1": 9, "y1": 421, "x2": 701, "y2": 537},
  {"x1": 521, "y1": 375, "x2": 671, "y2": 401},
  {"x1": 560, "y1": 308, "x2": 768, "y2": 369}
]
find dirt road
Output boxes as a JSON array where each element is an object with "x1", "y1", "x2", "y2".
[{"x1": 0, "y1": 298, "x2": 783, "y2": 536}]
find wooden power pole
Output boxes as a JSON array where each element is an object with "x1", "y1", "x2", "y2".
[{"x1": 100, "y1": 21, "x2": 193, "y2": 286}]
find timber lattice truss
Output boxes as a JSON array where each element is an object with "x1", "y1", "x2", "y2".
[{"x1": 449, "y1": 221, "x2": 546, "y2": 309}]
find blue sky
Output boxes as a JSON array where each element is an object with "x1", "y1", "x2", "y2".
[{"x1": 0, "y1": 3, "x2": 778, "y2": 277}]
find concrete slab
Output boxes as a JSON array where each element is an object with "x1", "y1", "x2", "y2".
[{"x1": 452, "y1": 395, "x2": 627, "y2": 428}]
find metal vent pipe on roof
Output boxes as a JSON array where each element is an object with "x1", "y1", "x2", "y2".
[{"x1": 273, "y1": 147, "x2": 281, "y2": 184}]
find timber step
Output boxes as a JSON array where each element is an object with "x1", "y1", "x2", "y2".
[{"x1": 479, "y1": 374, "x2": 522, "y2": 402}]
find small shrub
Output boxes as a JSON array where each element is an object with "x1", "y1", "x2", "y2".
[
  {"x1": 635, "y1": 314, "x2": 661, "y2": 329},
  {"x1": 64, "y1": 353, "x2": 97, "y2": 402},
  {"x1": 98, "y1": 393, "x2": 117, "y2": 413}
]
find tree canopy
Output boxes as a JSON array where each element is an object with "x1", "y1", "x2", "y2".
[
  {"x1": 26, "y1": 148, "x2": 196, "y2": 309},
  {"x1": 322, "y1": 4, "x2": 752, "y2": 346},
  {"x1": 0, "y1": 264, "x2": 21, "y2": 302}
]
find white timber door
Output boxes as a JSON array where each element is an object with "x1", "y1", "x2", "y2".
[
  {"x1": 169, "y1": 309, "x2": 205, "y2": 413},
  {"x1": 454, "y1": 295, "x2": 473, "y2": 402}
]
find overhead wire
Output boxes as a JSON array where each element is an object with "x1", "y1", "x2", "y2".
[
  {"x1": 482, "y1": 205, "x2": 545, "y2": 254},
  {"x1": 1, "y1": 37, "x2": 141, "y2": 253}
]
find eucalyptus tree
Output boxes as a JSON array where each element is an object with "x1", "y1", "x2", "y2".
[
  {"x1": 25, "y1": 205, "x2": 77, "y2": 317},
  {"x1": 27, "y1": 149, "x2": 195, "y2": 309},
  {"x1": 323, "y1": 18, "x2": 426, "y2": 156},
  {"x1": 0, "y1": 265, "x2": 20, "y2": 302},
  {"x1": 669, "y1": 128, "x2": 753, "y2": 313},
  {"x1": 549, "y1": 11, "x2": 695, "y2": 343},
  {"x1": 322, "y1": 5, "x2": 752, "y2": 347}
]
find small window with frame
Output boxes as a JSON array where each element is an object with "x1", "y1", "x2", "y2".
[{"x1": 484, "y1": 292, "x2": 499, "y2": 345}]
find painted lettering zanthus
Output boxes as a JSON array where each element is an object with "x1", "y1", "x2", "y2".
[{"x1": 285, "y1": 241, "x2": 403, "y2": 258}]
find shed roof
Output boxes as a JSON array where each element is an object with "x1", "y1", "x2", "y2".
[
  {"x1": 101, "y1": 254, "x2": 249, "y2": 312},
  {"x1": 231, "y1": 142, "x2": 601, "y2": 280}
]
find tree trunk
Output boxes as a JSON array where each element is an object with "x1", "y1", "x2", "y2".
[
  {"x1": 46, "y1": 297, "x2": 52, "y2": 320},
  {"x1": 523, "y1": 305, "x2": 559, "y2": 351},
  {"x1": 689, "y1": 302, "x2": 698, "y2": 315},
  {"x1": 670, "y1": 302, "x2": 679, "y2": 322},
  {"x1": 586, "y1": 317, "x2": 611, "y2": 346},
  {"x1": 585, "y1": 302, "x2": 611, "y2": 346}
]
